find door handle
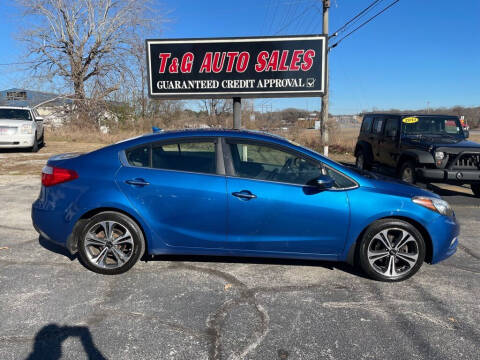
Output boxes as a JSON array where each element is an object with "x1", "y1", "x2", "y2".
[
  {"x1": 232, "y1": 190, "x2": 257, "y2": 200},
  {"x1": 125, "y1": 178, "x2": 150, "y2": 186}
]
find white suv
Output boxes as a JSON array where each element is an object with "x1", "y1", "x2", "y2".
[{"x1": 0, "y1": 106, "x2": 45, "y2": 152}]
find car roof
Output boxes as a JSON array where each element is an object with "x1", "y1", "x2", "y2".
[
  {"x1": 136, "y1": 128, "x2": 292, "y2": 144},
  {"x1": 0, "y1": 106, "x2": 32, "y2": 110},
  {"x1": 362, "y1": 113, "x2": 458, "y2": 118}
]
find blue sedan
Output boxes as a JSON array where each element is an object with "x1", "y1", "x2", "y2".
[{"x1": 31, "y1": 129, "x2": 459, "y2": 281}]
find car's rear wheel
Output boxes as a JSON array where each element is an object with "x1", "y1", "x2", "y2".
[
  {"x1": 77, "y1": 211, "x2": 145, "y2": 275},
  {"x1": 359, "y1": 219, "x2": 425, "y2": 282},
  {"x1": 356, "y1": 149, "x2": 371, "y2": 170},
  {"x1": 399, "y1": 161, "x2": 416, "y2": 184},
  {"x1": 471, "y1": 183, "x2": 480, "y2": 198}
]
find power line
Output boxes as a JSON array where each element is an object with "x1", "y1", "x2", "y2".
[
  {"x1": 330, "y1": 0, "x2": 400, "y2": 49},
  {"x1": 273, "y1": 5, "x2": 313, "y2": 35},
  {"x1": 330, "y1": 0, "x2": 385, "y2": 39},
  {"x1": 0, "y1": 60, "x2": 37, "y2": 66}
]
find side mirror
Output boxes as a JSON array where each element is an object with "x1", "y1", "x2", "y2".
[
  {"x1": 315, "y1": 175, "x2": 335, "y2": 190},
  {"x1": 36, "y1": 116, "x2": 44, "y2": 122},
  {"x1": 464, "y1": 130, "x2": 469, "y2": 138}
]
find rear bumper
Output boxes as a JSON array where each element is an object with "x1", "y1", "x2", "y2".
[
  {"x1": 0, "y1": 134, "x2": 35, "y2": 148},
  {"x1": 417, "y1": 168, "x2": 480, "y2": 183},
  {"x1": 32, "y1": 199, "x2": 72, "y2": 250}
]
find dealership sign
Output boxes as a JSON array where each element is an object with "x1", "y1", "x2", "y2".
[{"x1": 146, "y1": 35, "x2": 327, "y2": 99}]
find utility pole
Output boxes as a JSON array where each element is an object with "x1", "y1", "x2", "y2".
[
  {"x1": 320, "y1": 0, "x2": 330, "y2": 157},
  {"x1": 233, "y1": 97, "x2": 242, "y2": 129}
]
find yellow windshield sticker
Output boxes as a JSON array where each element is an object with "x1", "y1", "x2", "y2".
[{"x1": 403, "y1": 117, "x2": 419, "y2": 124}]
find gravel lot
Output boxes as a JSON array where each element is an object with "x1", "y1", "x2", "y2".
[{"x1": 0, "y1": 174, "x2": 479, "y2": 360}]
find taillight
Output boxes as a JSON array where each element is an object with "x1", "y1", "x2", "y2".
[{"x1": 42, "y1": 165, "x2": 78, "y2": 187}]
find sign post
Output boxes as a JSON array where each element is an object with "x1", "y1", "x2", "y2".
[{"x1": 146, "y1": 35, "x2": 327, "y2": 129}]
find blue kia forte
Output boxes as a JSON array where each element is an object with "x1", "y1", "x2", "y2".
[{"x1": 31, "y1": 129, "x2": 459, "y2": 281}]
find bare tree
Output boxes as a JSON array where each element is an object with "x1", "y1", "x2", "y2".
[{"x1": 16, "y1": 0, "x2": 162, "y2": 122}]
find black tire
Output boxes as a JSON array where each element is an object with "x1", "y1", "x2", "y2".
[
  {"x1": 399, "y1": 160, "x2": 416, "y2": 184},
  {"x1": 31, "y1": 134, "x2": 39, "y2": 153},
  {"x1": 39, "y1": 132, "x2": 45, "y2": 148},
  {"x1": 359, "y1": 219, "x2": 425, "y2": 282},
  {"x1": 77, "y1": 211, "x2": 145, "y2": 275},
  {"x1": 355, "y1": 148, "x2": 372, "y2": 170},
  {"x1": 471, "y1": 183, "x2": 480, "y2": 198}
]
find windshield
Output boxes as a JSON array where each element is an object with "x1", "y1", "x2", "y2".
[
  {"x1": 402, "y1": 116, "x2": 463, "y2": 136},
  {"x1": 0, "y1": 109, "x2": 32, "y2": 120}
]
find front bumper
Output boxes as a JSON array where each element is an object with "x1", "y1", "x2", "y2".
[
  {"x1": 0, "y1": 134, "x2": 35, "y2": 148},
  {"x1": 428, "y1": 214, "x2": 459, "y2": 264},
  {"x1": 417, "y1": 168, "x2": 480, "y2": 182}
]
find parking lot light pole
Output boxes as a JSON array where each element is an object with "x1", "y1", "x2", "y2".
[
  {"x1": 233, "y1": 97, "x2": 242, "y2": 129},
  {"x1": 320, "y1": 0, "x2": 330, "y2": 157}
]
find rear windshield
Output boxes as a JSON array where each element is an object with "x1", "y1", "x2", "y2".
[
  {"x1": 0, "y1": 109, "x2": 32, "y2": 120},
  {"x1": 402, "y1": 116, "x2": 463, "y2": 136}
]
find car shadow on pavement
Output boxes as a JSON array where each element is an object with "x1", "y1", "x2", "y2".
[
  {"x1": 148, "y1": 254, "x2": 370, "y2": 280},
  {"x1": 25, "y1": 324, "x2": 106, "y2": 360},
  {"x1": 38, "y1": 236, "x2": 76, "y2": 261}
]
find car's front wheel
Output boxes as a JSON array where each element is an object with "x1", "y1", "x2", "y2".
[
  {"x1": 77, "y1": 211, "x2": 145, "y2": 275},
  {"x1": 31, "y1": 134, "x2": 39, "y2": 153},
  {"x1": 399, "y1": 160, "x2": 416, "y2": 184},
  {"x1": 359, "y1": 219, "x2": 426, "y2": 282}
]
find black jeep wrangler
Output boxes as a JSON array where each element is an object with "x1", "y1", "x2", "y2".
[{"x1": 354, "y1": 113, "x2": 480, "y2": 197}]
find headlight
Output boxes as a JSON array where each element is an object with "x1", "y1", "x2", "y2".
[
  {"x1": 412, "y1": 196, "x2": 454, "y2": 217},
  {"x1": 20, "y1": 124, "x2": 33, "y2": 134},
  {"x1": 435, "y1": 151, "x2": 445, "y2": 160}
]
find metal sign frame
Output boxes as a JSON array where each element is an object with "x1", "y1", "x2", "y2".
[{"x1": 146, "y1": 34, "x2": 327, "y2": 99}]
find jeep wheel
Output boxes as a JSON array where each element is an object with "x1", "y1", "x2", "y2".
[
  {"x1": 356, "y1": 149, "x2": 371, "y2": 170},
  {"x1": 471, "y1": 183, "x2": 480, "y2": 198},
  {"x1": 399, "y1": 161, "x2": 416, "y2": 184}
]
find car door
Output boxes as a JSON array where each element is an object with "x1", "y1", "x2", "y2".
[
  {"x1": 380, "y1": 116, "x2": 401, "y2": 167},
  {"x1": 116, "y1": 137, "x2": 228, "y2": 251},
  {"x1": 371, "y1": 116, "x2": 385, "y2": 162},
  {"x1": 223, "y1": 138, "x2": 353, "y2": 255}
]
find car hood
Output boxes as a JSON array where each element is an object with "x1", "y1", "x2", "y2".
[
  {"x1": 351, "y1": 170, "x2": 438, "y2": 199},
  {"x1": 402, "y1": 135, "x2": 480, "y2": 149},
  {"x1": 0, "y1": 119, "x2": 32, "y2": 127}
]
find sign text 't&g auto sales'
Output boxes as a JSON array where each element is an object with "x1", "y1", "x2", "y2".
[{"x1": 146, "y1": 35, "x2": 327, "y2": 99}]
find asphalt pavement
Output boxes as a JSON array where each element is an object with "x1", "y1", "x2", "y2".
[{"x1": 0, "y1": 175, "x2": 478, "y2": 360}]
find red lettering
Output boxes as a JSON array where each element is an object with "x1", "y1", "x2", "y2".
[
  {"x1": 181, "y1": 52, "x2": 194, "y2": 73},
  {"x1": 236, "y1": 52, "x2": 250, "y2": 73},
  {"x1": 158, "y1": 53, "x2": 171, "y2": 74},
  {"x1": 289, "y1": 50, "x2": 304, "y2": 71},
  {"x1": 212, "y1": 52, "x2": 226, "y2": 73},
  {"x1": 199, "y1": 52, "x2": 213, "y2": 73},
  {"x1": 301, "y1": 49, "x2": 315, "y2": 71},
  {"x1": 279, "y1": 50, "x2": 289, "y2": 71},
  {"x1": 266, "y1": 50, "x2": 279, "y2": 72},
  {"x1": 226, "y1": 52, "x2": 239, "y2": 72},
  {"x1": 255, "y1": 51, "x2": 269, "y2": 72},
  {"x1": 169, "y1": 57, "x2": 179, "y2": 73}
]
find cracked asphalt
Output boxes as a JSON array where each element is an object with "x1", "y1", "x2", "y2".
[{"x1": 0, "y1": 175, "x2": 479, "y2": 360}]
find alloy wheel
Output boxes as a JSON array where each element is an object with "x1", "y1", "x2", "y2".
[
  {"x1": 83, "y1": 221, "x2": 134, "y2": 269},
  {"x1": 367, "y1": 228, "x2": 419, "y2": 278}
]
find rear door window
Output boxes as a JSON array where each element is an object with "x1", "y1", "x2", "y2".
[
  {"x1": 373, "y1": 117, "x2": 385, "y2": 134},
  {"x1": 152, "y1": 141, "x2": 216, "y2": 174}
]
